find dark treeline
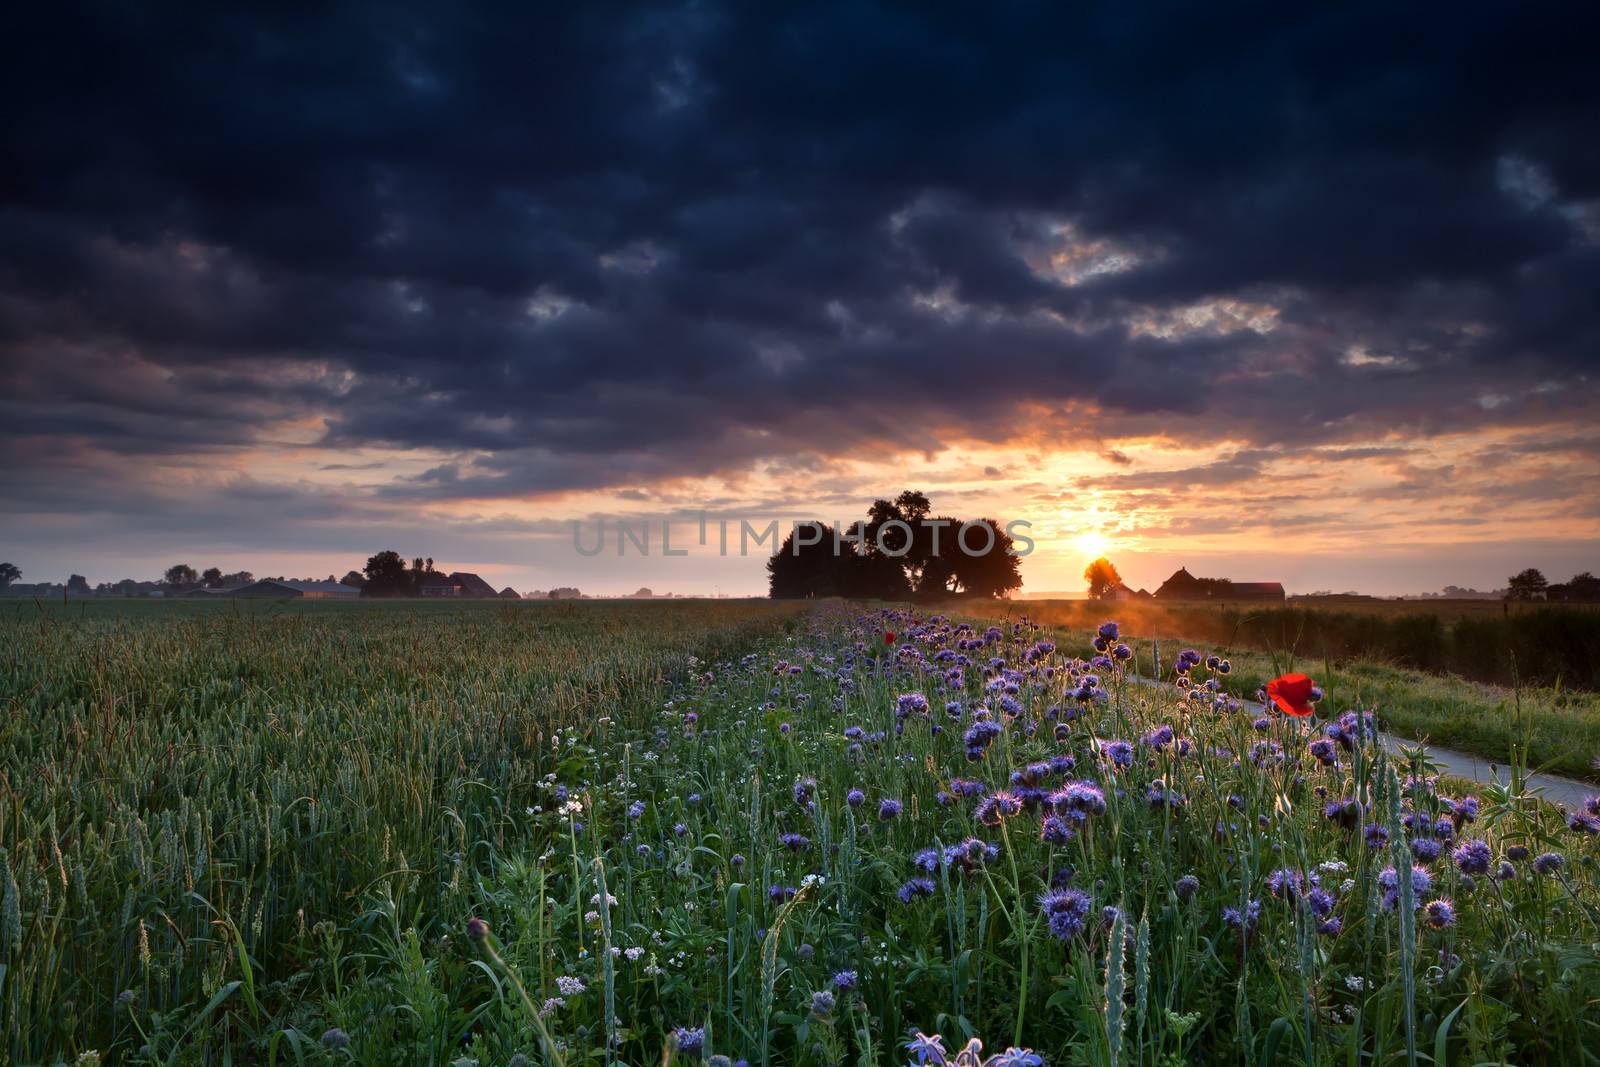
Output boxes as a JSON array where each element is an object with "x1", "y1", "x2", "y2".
[
  {"x1": 995, "y1": 600, "x2": 1600, "y2": 692},
  {"x1": 767, "y1": 490, "x2": 1022, "y2": 600},
  {"x1": 1229, "y1": 605, "x2": 1600, "y2": 691}
]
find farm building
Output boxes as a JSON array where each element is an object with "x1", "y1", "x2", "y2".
[
  {"x1": 419, "y1": 574, "x2": 464, "y2": 597},
  {"x1": 1155, "y1": 567, "x2": 1285, "y2": 601},
  {"x1": 418, "y1": 571, "x2": 501, "y2": 598},
  {"x1": 227, "y1": 579, "x2": 360, "y2": 599}
]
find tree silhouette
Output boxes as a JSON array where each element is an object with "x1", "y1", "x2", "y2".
[
  {"x1": 768, "y1": 522, "x2": 851, "y2": 599},
  {"x1": 0, "y1": 562, "x2": 19, "y2": 588},
  {"x1": 769, "y1": 495, "x2": 1016, "y2": 600},
  {"x1": 948, "y1": 519, "x2": 1022, "y2": 598},
  {"x1": 847, "y1": 548, "x2": 915, "y2": 600},
  {"x1": 864, "y1": 491, "x2": 935, "y2": 584},
  {"x1": 201, "y1": 567, "x2": 224, "y2": 587},
  {"x1": 363, "y1": 550, "x2": 411, "y2": 597},
  {"x1": 1569, "y1": 572, "x2": 1600, "y2": 602},
  {"x1": 1506, "y1": 568, "x2": 1548, "y2": 601},
  {"x1": 163, "y1": 563, "x2": 198, "y2": 588},
  {"x1": 1084, "y1": 557, "x2": 1122, "y2": 600},
  {"x1": 339, "y1": 570, "x2": 366, "y2": 588}
]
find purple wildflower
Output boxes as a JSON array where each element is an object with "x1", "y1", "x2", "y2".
[
  {"x1": 778, "y1": 832, "x2": 810, "y2": 852},
  {"x1": 1039, "y1": 887, "x2": 1093, "y2": 941},
  {"x1": 673, "y1": 1026, "x2": 705, "y2": 1056},
  {"x1": 1423, "y1": 899, "x2": 1456, "y2": 929},
  {"x1": 1452, "y1": 839, "x2": 1491, "y2": 876},
  {"x1": 1533, "y1": 852, "x2": 1564, "y2": 876},
  {"x1": 1222, "y1": 899, "x2": 1261, "y2": 933},
  {"x1": 1101, "y1": 740, "x2": 1134, "y2": 769},
  {"x1": 906, "y1": 1033, "x2": 947, "y2": 1066},
  {"x1": 1378, "y1": 865, "x2": 1433, "y2": 910}
]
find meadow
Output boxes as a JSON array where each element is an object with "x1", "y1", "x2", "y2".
[
  {"x1": 958, "y1": 601, "x2": 1600, "y2": 782},
  {"x1": 2, "y1": 599, "x2": 1598, "y2": 1065},
  {"x1": 992, "y1": 600, "x2": 1600, "y2": 693}
]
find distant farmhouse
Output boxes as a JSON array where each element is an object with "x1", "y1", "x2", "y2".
[
  {"x1": 192, "y1": 579, "x2": 360, "y2": 599},
  {"x1": 1154, "y1": 566, "x2": 1285, "y2": 602},
  {"x1": 418, "y1": 571, "x2": 501, "y2": 598}
]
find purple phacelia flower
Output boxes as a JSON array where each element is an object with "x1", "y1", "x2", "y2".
[
  {"x1": 1039, "y1": 887, "x2": 1092, "y2": 940},
  {"x1": 975, "y1": 790, "x2": 1022, "y2": 825},
  {"x1": 1101, "y1": 740, "x2": 1134, "y2": 769},
  {"x1": 1266, "y1": 868, "x2": 1305, "y2": 902},
  {"x1": 1041, "y1": 815, "x2": 1075, "y2": 845},
  {"x1": 1452, "y1": 839, "x2": 1491, "y2": 876},
  {"x1": 1378, "y1": 865, "x2": 1433, "y2": 910},
  {"x1": 1533, "y1": 852, "x2": 1565, "y2": 875},
  {"x1": 1222, "y1": 899, "x2": 1261, "y2": 933},
  {"x1": 1423, "y1": 898, "x2": 1456, "y2": 928}
]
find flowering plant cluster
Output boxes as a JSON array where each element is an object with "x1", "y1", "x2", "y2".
[{"x1": 447, "y1": 608, "x2": 1597, "y2": 1066}]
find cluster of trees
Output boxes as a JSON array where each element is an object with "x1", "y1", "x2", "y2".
[
  {"x1": 162, "y1": 564, "x2": 258, "y2": 590},
  {"x1": 359, "y1": 552, "x2": 438, "y2": 596},
  {"x1": 767, "y1": 491, "x2": 1022, "y2": 600},
  {"x1": 161, "y1": 564, "x2": 364, "y2": 590},
  {"x1": 1506, "y1": 568, "x2": 1600, "y2": 602}
]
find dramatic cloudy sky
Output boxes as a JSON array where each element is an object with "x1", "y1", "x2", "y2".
[{"x1": 3, "y1": 2, "x2": 1597, "y2": 595}]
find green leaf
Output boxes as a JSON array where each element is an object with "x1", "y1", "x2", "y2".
[
  {"x1": 1433, "y1": 998, "x2": 1467, "y2": 1067},
  {"x1": 1257, "y1": 1016, "x2": 1290, "y2": 1067}
]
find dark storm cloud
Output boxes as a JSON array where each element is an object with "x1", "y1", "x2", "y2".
[{"x1": 2, "y1": 0, "x2": 1598, "y2": 500}]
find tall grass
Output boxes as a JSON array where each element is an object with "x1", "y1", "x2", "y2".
[
  {"x1": 0, "y1": 599, "x2": 802, "y2": 1062},
  {"x1": 975, "y1": 600, "x2": 1600, "y2": 690},
  {"x1": 1, "y1": 599, "x2": 1596, "y2": 1064}
]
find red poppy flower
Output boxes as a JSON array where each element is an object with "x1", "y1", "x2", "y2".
[
  {"x1": 884, "y1": 631, "x2": 896, "y2": 645},
  {"x1": 1266, "y1": 673, "x2": 1317, "y2": 717}
]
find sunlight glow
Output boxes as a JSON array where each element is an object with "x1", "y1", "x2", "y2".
[{"x1": 1074, "y1": 530, "x2": 1110, "y2": 560}]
